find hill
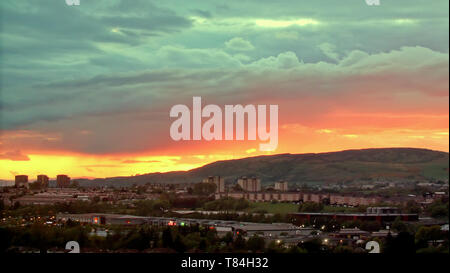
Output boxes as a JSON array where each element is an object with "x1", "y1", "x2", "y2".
[{"x1": 78, "y1": 148, "x2": 449, "y2": 187}]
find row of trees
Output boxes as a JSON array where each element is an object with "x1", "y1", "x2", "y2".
[
  {"x1": 202, "y1": 198, "x2": 250, "y2": 211},
  {"x1": 383, "y1": 226, "x2": 449, "y2": 254},
  {"x1": 2, "y1": 222, "x2": 446, "y2": 253},
  {"x1": 297, "y1": 198, "x2": 448, "y2": 217},
  {"x1": 0, "y1": 222, "x2": 270, "y2": 253}
]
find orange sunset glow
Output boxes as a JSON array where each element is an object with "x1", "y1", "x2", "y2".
[
  {"x1": 1, "y1": 120, "x2": 448, "y2": 180},
  {"x1": 0, "y1": 0, "x2": 448, "y2": 182}
]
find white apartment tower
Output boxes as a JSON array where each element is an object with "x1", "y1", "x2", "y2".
[
  {"x1": 203, "y1": 176, "x2": 225, "y2": 193},
  {"x1": 237, "y1": 177, "x2": 261, "y2": 192}
]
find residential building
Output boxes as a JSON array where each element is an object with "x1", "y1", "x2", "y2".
[
  {"x1": 202, "y1": 176, "x2": 225, "y2": 193},
  {"x1": 15, "y1": 175, "x2": 28, "y2": 188},
  {"x1": 237, "y1": 177, "x2": 261, "y2": 192},
  {"x1": 56, "y1": 175, "x2": 71, "y2": 188},
  {"x1": 37, "y1": 175, "x2": 49, "y2": 188}
]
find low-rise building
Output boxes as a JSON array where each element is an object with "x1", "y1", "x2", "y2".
[
  {"x1": 56, "y1": 213, "x2": 303, "y2": 238},
  {"x1": 289, "y1": 207, "x2": 419, "y2": 224},
  {"x1": 274, "y1": 181, "x2": 288, "y2": 192},
  {"x1": 14, "y1": 195, "x2": 78, "y2": 205},
  {"x1": 215, "y1": 191, "x2": 382, "y2": 206}
]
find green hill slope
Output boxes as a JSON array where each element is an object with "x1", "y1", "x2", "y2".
[{"x1": 78, "y1": 148, "x2": 449, "y2": 187}]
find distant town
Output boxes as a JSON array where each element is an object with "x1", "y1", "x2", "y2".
[
  {"x1": 0, "y1": 173, "x2": 448, "y2": 253},
  {"x1": 2, "y1": 173, "x2": 448, "y2": 207}
]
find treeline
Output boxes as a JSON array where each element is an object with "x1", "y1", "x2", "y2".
[
  {"x1": 0, "y1": 199, "x2": 289, "y2": 224},
  {"x1": 1, "y1": 222, "x2": 447, "y2": 253},
  {"x1": 0, "y1": 222, "x2": 90, "y2": 253},
  {"x1": 202, "y1": 198, "x2": 250, "y2": 211},
  {"x1": 0, "y1": 222, "x2": 278, "y2": 253},
  {"x1": 297, "y1": 198, "x2": 447, "y2": 217},
  {"x1": 1, "y1": 196, "x2": 447, "y2": 228},
  {"x1": 425, "y1": 199, "x2": 449, "y2": 218},
  {"x1": 172, "y1": 211, "x2": 289, "y2": 223},
  {"x1": 1, "y1": 201, "x2": 131, "y2": 218}
]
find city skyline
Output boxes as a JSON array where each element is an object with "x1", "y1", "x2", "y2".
[{"x1": 0, "y1": 0, "x2": 449, "y2": 180}]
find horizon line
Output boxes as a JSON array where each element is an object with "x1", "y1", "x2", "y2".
[{"x1": 3, "y1": 146, "x2": 447, "y2": 182}]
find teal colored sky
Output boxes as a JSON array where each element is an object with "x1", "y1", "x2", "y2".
[
  {"x1": 1, "y1": 0, "x2": 448, "y2": 90},
  {"x1": 0, "y1": 0, "x2": 448, "y2": 179}
]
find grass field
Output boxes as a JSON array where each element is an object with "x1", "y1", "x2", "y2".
[
  {"x1": 422, "y1": 162, "x2": 449, "y2": 180},
  {"x1": 245, "y1": 202, "x2": 299, "y2": 214},
  {"x1": 243, "y1": 201, "x2": 365, "y2": 214}
]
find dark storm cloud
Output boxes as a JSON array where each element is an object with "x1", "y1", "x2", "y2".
[
  {"x1": 0, "y1": 0, "x2": 448, "y2": 156},
  {"x1": 0, "y1": 0, "x2": 193, "y2": 88},
  {"x1": 191, "y1": 9, "x2": 213, "y2": 18}
]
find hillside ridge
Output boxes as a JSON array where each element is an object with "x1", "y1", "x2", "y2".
[{"x1": 77, "y1": 148, "x2": 449, "y2": 187}]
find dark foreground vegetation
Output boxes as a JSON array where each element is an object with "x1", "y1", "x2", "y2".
[
  {"x1": 0, "y1": 220, "x2": 448, "y2": 253},
  {"x1": 0, "y1": 196, "x2": 448, "y2": 254}
]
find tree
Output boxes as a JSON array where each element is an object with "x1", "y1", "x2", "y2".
[
  {"x1": 286, "y1": 245, "x2": 307, "y2": 253},
  {"x1": 426, "y1": 199, "x2": 449, "y2": 218},
  {"x1": 29, "y1": 182, "x2": 42, "y2": 191},
  {"x1": 222, "y1": 232, "x2": 234, "y2": 245},
  {"x1": 152, "y1": 200, "x2": 171, "y2": 212},
  {"x1": 162, "y1": 228, "x2": 173, "y2": 248},
  {"x1": 232, "y1": 234, "x2": 246, "y2": 250},
  {"x1": 246, "y1": 235, "x2": 265, "y2": 252},
  {"x1": 392, "y1": 217, "x2": 408, "y2": 233},
  {"x1": 203, "y1": 198, "x2": 249, "y2": 211},
  {"x1": 298, "y1": 238, "x2": 322, "y2": 253},
  {"x1": 29, "y1": 224, "x2": 54, "y2": 253},
  {"x1": 298, "y1": 202, "x2": 323, "y2": 212},
  {"x1": 0, "y1": 228, "x2": 12, "y2": 252},
  {"x1": 333, "y1": 245, "x2": 354, "y2": 253},
  {"x1": 199, "y1": 239, "x2": 207, "y2": 251},
  {"x1": 193, "y1": 183, "x2": 217, "y2": 196},
  {"x1": 415, "y1": 226, "x2": 443, "y2": 246},
  {"x1": 135, "y1": 185, "x2": 146, "y2": 194},
  {"x1": 383, "y1": 231, "x2": 415, "y2": 254},
  {"x1": 234, "y1": 198, "x2": 250, "y2": 210},
  {"x1": 173, "y1": 234, "x2": 186, "y2": 253},
  {"x1": 266, "y1": 240, "x2": 284, "y2": 253},
  {"x1": 12, "y1": 201, "x2": 20, "y2": 210},
  {"x1": 404, "y1": 200, "x2": 421, "y2": 214}
]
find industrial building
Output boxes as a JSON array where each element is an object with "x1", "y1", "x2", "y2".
[{"x1": 56, "y1": 213, "x2": 303, "y2": 237}]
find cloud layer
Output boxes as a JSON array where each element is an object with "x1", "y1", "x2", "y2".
[{"x1": 0, "y1": 0, "x2": 448, "y2": 179}]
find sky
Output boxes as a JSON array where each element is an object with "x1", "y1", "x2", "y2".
[{"x1": 0, "y1": 0, "x2": 448, "y2": 180}]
